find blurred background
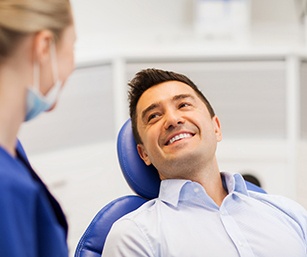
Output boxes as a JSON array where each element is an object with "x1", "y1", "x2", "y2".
[{"x1": 17, "y1": 0, "x2": 307, "y2": 255}]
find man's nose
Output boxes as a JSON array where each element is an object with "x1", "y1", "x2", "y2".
[{"x1": 163, "y1": 110, "x2": 184, "y2": 130}]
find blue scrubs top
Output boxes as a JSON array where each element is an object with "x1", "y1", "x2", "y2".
[{"x1": 0, "y1": 140, "x2": 68, "y2": 257}]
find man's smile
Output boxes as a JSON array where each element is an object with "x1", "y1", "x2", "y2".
[{"x1": 165, "y1": 132, "x2": 194, "y2": 145}]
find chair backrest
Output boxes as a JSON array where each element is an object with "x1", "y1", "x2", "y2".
[
  {"x1": 117, "y1": 119, "x2": 161, "y2": 199},
  {"x1": 74, "y1": 195, "x2": 147, "y2": 257},
  {"x1": 74, "y1": 118, "x2": 266, "y2": 257}
]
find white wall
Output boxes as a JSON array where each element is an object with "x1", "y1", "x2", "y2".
[
  {"x1": 71, "y1": 0, "x2": 304, "y2": 53},
  {"x1": 71, "y1": 0, "x2": 192, "y2": 38}
]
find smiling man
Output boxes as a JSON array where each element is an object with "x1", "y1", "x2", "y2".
[
  {"x1": 102, "y1": 68, "x2": 307, "y2": 257},
  {"x1": 135, "y1": 79, "x2": 226, "y2": 206}
]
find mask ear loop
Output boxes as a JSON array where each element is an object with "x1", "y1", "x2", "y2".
[
  {"x1": 50, "y1": 41, "x2": 59, "y2": 83},
  {"x1": 45, "y1": 41, "x2": 62, "y2": 103},
  {"x1": 33, "y1": 61, "x2": 40, "y2": 93}
]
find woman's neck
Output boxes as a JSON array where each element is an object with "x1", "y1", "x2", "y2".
[{"x1": 0, "y1": 66, "x2": 28, "y2": 157}]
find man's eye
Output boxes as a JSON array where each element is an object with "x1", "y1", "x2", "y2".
[
  {"x1": 148, "y1": 113, "x2": 160, "y2": 122},
  {"x1": 179, "y1": 102, "x2": 191, "y2": 108}
]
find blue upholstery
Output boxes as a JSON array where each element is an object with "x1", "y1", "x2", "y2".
[
  {"x1": 245, "y1": 180, "x2": 266, "y2": 193},
  {"x1": 117, "y1": 119, "x2": 160, "y2": 199},
  {"x1": 74, "y1": 118, "x2": 266, "y2": 257},
  {"x1": 74, "y1": 196, "x2": 146, "y2": 257}
]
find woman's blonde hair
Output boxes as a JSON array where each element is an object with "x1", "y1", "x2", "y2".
[{"x1": 0, "y1": 0, "x2": 72, "y2": 59}]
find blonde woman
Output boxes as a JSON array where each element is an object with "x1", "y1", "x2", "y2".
[{"x1": 0, "y1": 0, "x2": 76, "y2": 256}]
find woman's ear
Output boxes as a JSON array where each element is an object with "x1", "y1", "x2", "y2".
[
  {"x1": 137, "y1": 144, "x2": 152, "y2": 166},
  {"x1": 32, "y1": 30, "x2": 54, "y2": 64}
]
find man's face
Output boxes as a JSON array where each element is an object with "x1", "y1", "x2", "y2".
[{"x1": 136, "y1": 81, "x2": 222, "y2": 180}]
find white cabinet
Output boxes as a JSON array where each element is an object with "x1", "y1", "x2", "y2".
[
  {"x1": 301, "y1": 61, "x2": 307, "y2": 140},
  {"x1": 298, "y1": 60, "x2": 307, "y2": 206}
]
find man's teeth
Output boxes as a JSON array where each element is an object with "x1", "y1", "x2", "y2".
[{"x1": 169, "y1": 133, "x2": 192, "y2": 144}]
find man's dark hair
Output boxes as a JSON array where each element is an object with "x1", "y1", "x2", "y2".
[{"x1": 128, "y1": 68, "x2": 215, "y2": 144}]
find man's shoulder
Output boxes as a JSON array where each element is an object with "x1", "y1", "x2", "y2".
[
  {"x1": 248, "y1": 190, "x2": 305, "y2": 210},
  {"x1": 111, "y1": 198, "x2": 164, "y2": 231},
  {"x1": 122, "y1": 198, "x2": 159, "y2": 218},
  {"x1": 248, "y1": 190, "x2": 307, "y2": 228}
]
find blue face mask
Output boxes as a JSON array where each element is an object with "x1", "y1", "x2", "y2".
[{"x1": 25, "y1": 42, "x2": 62, "y2": 122}]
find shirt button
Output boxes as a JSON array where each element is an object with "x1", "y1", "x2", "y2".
[{"x1": 220, "y1": 210, "x2": 227, "y2": 216}]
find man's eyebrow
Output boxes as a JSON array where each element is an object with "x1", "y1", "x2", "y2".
[{"x1": 173, "y1": 94, "x2": 195, "y2": 101}]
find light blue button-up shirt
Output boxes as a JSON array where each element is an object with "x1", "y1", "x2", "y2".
[{"x1": 102, "y1": 172, "x2": 307, "y2": 257}]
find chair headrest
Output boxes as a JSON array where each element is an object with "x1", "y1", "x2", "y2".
[
  {"x1": 117, "y1": 119, "x2": 161, "y2": 199},
  {"x1": 117, "y1": 119, "x2": 267, "y2": 199}
]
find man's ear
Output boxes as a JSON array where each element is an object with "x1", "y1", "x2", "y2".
[
  {"x1": 213, "y1": 115, "x2": 222, "y2": 142},
  {"x1": 137, "y1": 144, "x2": 152, "y2": 166},
  {"x1": 32, "y1": 30, "x2": 54, "y2": 64}
]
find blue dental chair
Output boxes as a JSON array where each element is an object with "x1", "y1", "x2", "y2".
[{"x1": 74, "y1": 119, "x2": 266, "y2": 257}]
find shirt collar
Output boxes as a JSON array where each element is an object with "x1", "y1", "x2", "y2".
[
  {"x1": 221, "y1": 172, "x2": 249, "y2": 196},
  {"x1": 159, "y1": 179, "x2": 190, "y2": 207},
  {"x1": 158, "y1": 172, "x2": 249, "y2": 207}
]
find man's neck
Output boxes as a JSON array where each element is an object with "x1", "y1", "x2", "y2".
[{"x1": 194, "y1": 170, "x2": 228, "y2": 207}]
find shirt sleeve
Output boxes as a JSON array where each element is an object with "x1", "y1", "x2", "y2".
[{"x1": 102, "y1": 218, "x2": 154, "y2": 257}]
